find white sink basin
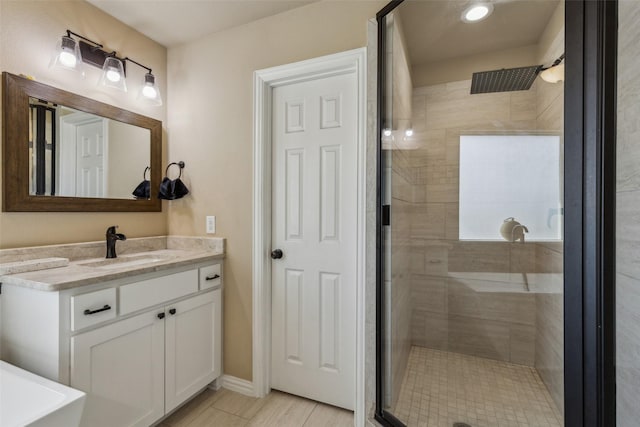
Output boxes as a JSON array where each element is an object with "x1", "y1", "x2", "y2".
[{"x1": 0, "y1": 361, "x2": 86, "y2": 427}]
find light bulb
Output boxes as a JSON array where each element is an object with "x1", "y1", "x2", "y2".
[
  {"x1": 106, "y1": 68, "x2": 121, "y2": 82},
  {"x1": 59, "y1": 50, "x2": 77, "y2": 68},
  {"x1": 383, "y1": 128, "x2": 392, "y2": 137},
  {"x1": 99, "y1": 57, "x2": 126, "y2": 91},
  {"x1": 540, "y1": 64, "x2": 564, "y2": 84},
  {"x1": 142, "y1": 85, "x2": 157, "y2": 99},
  {"x1": 137, "y1": 72, "x2": 162, "y2": 106},
  {"x1": 50, "y1": 35, "x2": 82, "y2": 74},
  {"x1": 461, "y1": 3, "x2": 493, "y2": 23},
  {"x1": 405, "y1": 129, "x2": 414, "y2": 137},
  {"x1": 465, "y1": 5, "x2": 489, "y2": 21}
]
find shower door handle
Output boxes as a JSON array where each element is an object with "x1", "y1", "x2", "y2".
[
  {"x1": 382, "y1": 205, "x2": 391, "y2": 226},
  {"x1": 271, "y1": 249, "x2": 283, "y2": 259}
]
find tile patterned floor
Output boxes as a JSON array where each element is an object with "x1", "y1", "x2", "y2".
[
  {"x1": 391, "y1": 346, "x2": 563, "y2": 427},
  {"x1": 159, "y1": 387, "x2": 353, "y2": 427}
]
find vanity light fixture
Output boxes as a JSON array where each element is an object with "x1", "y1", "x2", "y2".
[
  {"x1": 540, "y1": 53, "x2": 565, "y2": 83},
  {"x1": 50, "y1": 31, "x2": 85, "y2": 74},
  {"x1": 99, "y1": 56, "x2": 127, "y2": 92},
  {"x1": 461, "y1": 3, "x2": 494, "y2": 23},
  {"x1": 51, "y1": 29, "x2": 162, "y2": 105},
  {"x1": 125, "y1": 57, "x2": 163, "y2": 106},
  {"x1": 139, "y1": 73, "x2": 162, "y2": 105}
]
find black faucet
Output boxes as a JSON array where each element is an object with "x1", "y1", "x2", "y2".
[{"x1": 106, "y1": 226, "x2": 127, "y2": 259}]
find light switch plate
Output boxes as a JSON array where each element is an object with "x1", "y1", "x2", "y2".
[{"x1": 206, "y1": 216, "x2": 216, "y2": 234}]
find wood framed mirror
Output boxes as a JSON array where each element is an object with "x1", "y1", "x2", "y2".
[{"x1": 2, "y1": 72, "x2": 162, "y2": 212}]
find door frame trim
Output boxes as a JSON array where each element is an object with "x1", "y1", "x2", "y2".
[{"x1": 252, "y1": 48, "x2": 367, "y2": 425}]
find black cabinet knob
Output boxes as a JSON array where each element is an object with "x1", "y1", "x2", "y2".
[
  {"x1": 157, "y1": 312, "x2": 165, "y2": 319},
  {"x1": 169, "y1": 308, "x2": 177, "y2": 315},
  {"x1": 271, "y1": 249, "x2": 283, "y2": 259}
]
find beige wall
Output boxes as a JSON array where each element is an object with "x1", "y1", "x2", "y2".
[
  {"x1": 0, "y1": 1, "x2": 168, "y2": 248},
  {"x1": 166, "y1": 0, "x2": 384, "y2": 381},
  {"x1": 616, "y1": 1, "x2": 640, "y2": 425}
]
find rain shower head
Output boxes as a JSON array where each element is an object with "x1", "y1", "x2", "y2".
[
  {"x1": 470, "y1": 65, "x2": 542, "y2": 94},
  {"x1": 470, "y1": 53, "x2": 565, "y2": 94}
]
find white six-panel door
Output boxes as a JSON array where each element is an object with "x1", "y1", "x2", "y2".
[
  {"x1": 271, "y1": 71, "x2": 357, "y2": 410},
  {"x1": 75, "y1": 120, "x2": 106, "y2": 198}
]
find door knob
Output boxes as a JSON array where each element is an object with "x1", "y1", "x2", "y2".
[{"x1": 271, "y1": 249, "x2": 283, "y2": 259}]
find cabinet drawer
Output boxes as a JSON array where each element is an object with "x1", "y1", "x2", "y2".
[
  {"x1": 71, "y1": 288, "x2": 117, "y2": 331},
  {"x1": 199, "y1": 264, "x2": 222, "y2": 290},
  {"x1": 120, "y1": 269, "x2": 198, "y2": 315}
]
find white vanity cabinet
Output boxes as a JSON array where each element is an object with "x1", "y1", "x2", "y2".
[
  {"x1": 71, "y1": 290, "x2": 221, "y2": 427},
  {"x1": 0, "y1": 259, "x2": 223, "y2": 427},
  {"x1": 71, "y1": 308, "x2": 165, "y2": 427},
  {"x1": 165, "y1": 290, "x2": 222, "y2": 413}
]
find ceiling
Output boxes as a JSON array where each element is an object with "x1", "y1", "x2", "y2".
[
  {"x1": 398, "y1": 0, "x2": 560, "y2": 65},
  {"x1": 87, "y1": 0, "x2": 559, "y2": 61},
  {"x1": 87, "y1": 0, "x2": 319, "y2": 47}
]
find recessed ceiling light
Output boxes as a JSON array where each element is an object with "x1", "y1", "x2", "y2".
[{"x1": 461, "y1": 3, "x2": 494, "y2": 23}]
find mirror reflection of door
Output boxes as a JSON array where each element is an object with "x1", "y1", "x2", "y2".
[
  {"x1": 28, "y1": 102, "x2": 57, "y2": 196},
  {"x1": 59, "y1": 112, "x2": 108, "y2": 198},
  {"x1": 27, "y1": 94, "x2": 152, "y2": 202}
]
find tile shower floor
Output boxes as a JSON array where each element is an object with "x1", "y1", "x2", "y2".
[{"x1": 392, "y1": 346, "x2": 562, "y2": 427}]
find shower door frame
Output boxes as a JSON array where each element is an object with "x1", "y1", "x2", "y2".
[
  {"x1": 563, "y1": 1, "x2": 617, "y2": 426},
  {"x1": 374, "y1": 1, "x2": 618, "y2": 426}
]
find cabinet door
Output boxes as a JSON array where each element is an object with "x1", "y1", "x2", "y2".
[
  {"x1": 165, "y1": 289, "x2": 222, "y2": 412},
  {"x1": 71, "y1": 310, "x2": 165, "y2": 427}
]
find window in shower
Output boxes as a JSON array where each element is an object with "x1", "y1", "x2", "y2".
[{"x1": 459, "y1": 134, "x2": 562, "y2": 241}]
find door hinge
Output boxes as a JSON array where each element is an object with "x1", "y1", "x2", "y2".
[{"x1": 382, "y1": 205, "x2": 391, "y2": 226}]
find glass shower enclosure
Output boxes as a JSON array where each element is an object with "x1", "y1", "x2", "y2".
[{"x1": 377, "y1": 1, "x2": 566, "y2": 425}]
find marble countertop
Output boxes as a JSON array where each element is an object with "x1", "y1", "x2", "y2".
[{"x1": 0, "y1": 237, "x2": 225, "y2": 292}]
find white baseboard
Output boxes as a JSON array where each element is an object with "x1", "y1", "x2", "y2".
[{"x1": 216, "y1": 375, "x2": 255, "y2": 397}]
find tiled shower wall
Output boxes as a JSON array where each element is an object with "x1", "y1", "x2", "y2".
[
  {"x1": 534, "y1": 71, "x2": 565, "y2": 416},
  {"x1": 616, "y1": 1, "x2": 640, "y2": 425},
  {"x1": 533, "y1": 12, "x2": 565, "y2": 413},
  {"x1": 387, "y1": 149, "x2": 413, "y2": 409},
  {"x1": 408, "y1": 80, "x2": 539, "y2": 366},
  {"x1": 385, "y1": 11, "x2": 414, "y2": 409},
  {"x1": 405, "y1": 76, "x2": 564, "y2": 412}
]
